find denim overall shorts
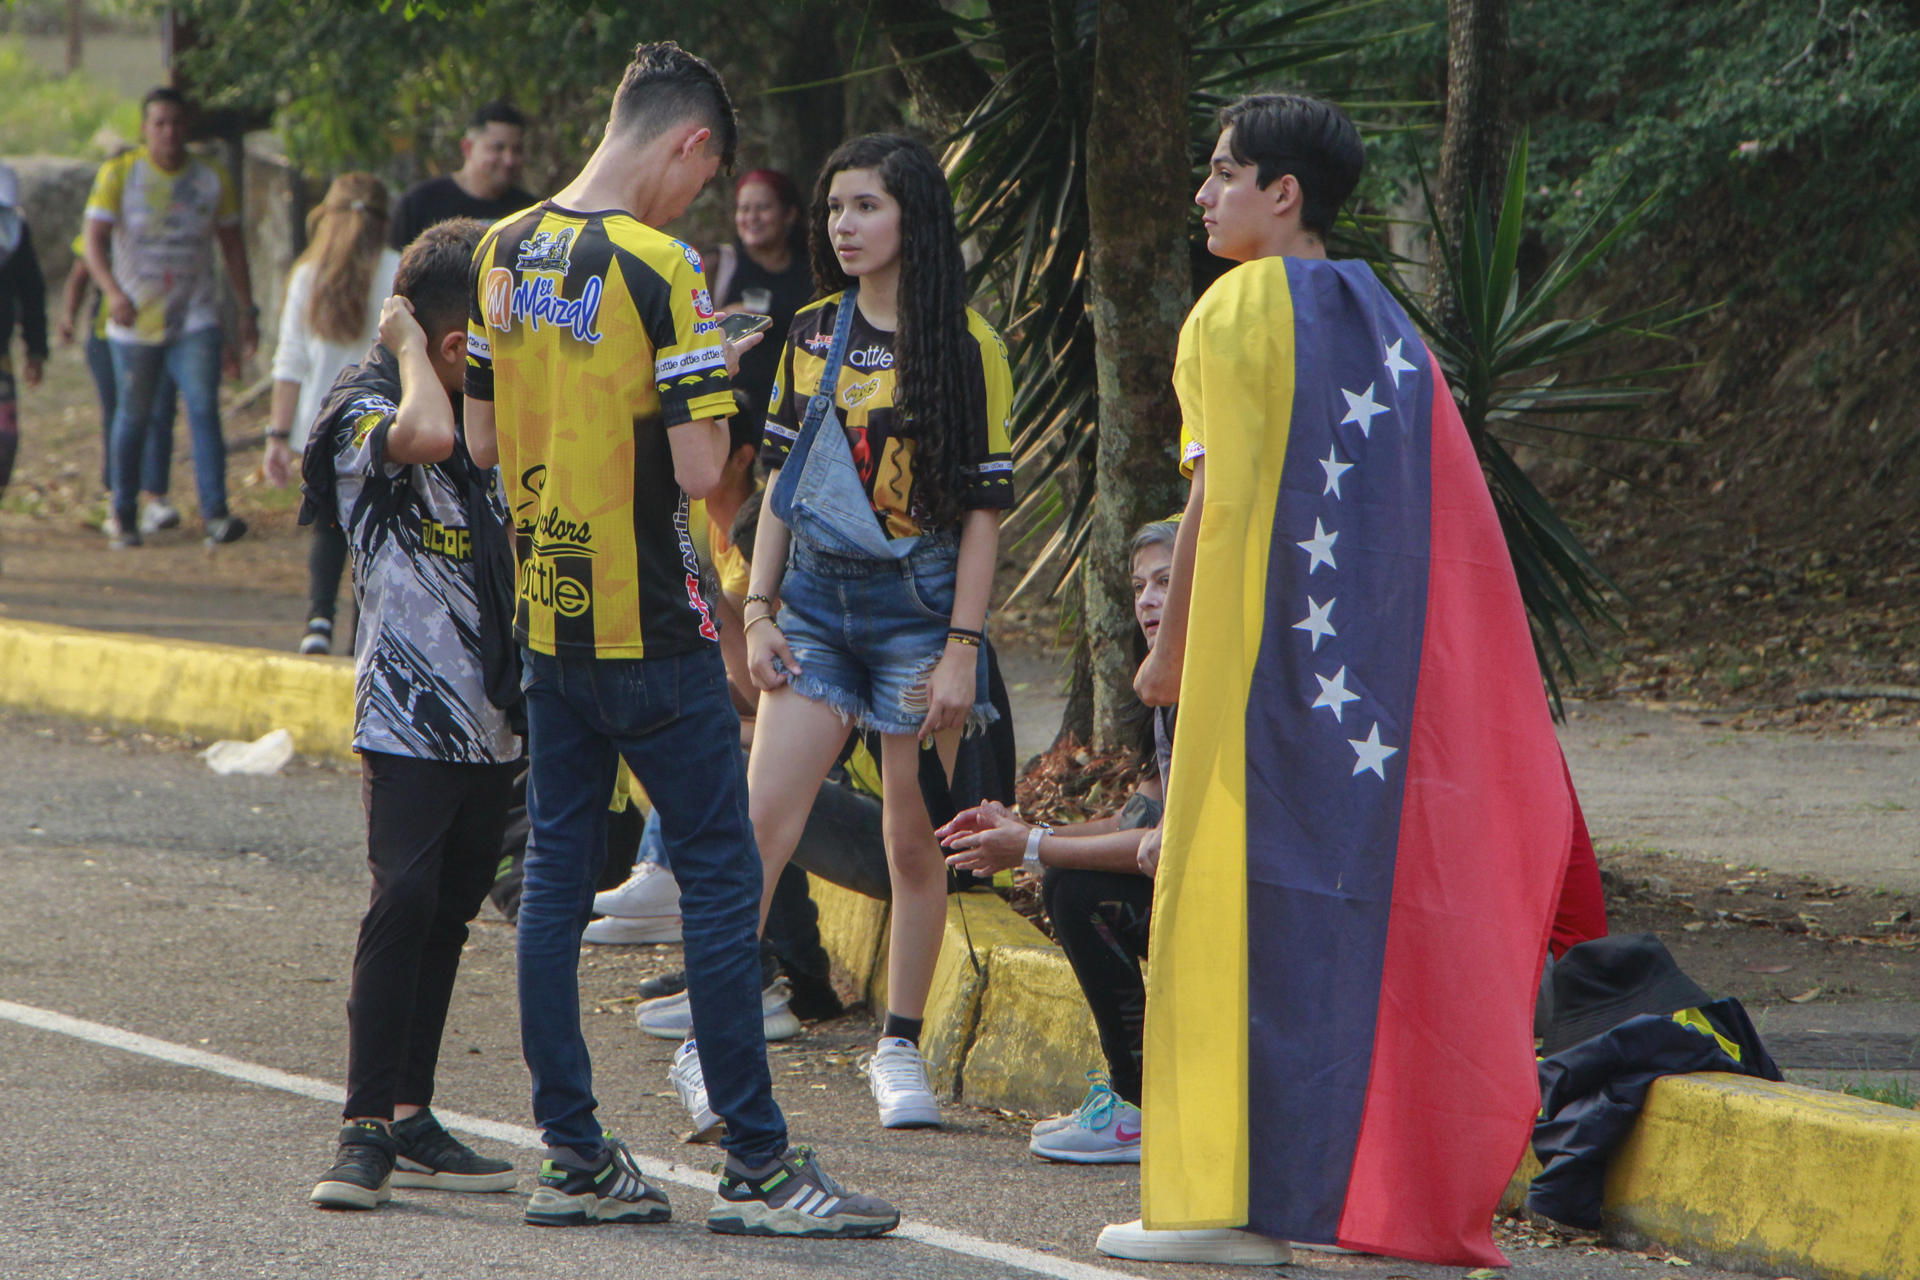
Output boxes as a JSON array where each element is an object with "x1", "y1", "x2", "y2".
[{"x1": 769, "y1": 291, "x2": 994, "y2": 736}]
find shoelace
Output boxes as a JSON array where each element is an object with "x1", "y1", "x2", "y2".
[
  {"x1": 864, "y1": 1046, "x2": 928, "y2": 1096},
  {"x1": 1074, "y1": 1073, "x2": 1122, "y2": 1131}
]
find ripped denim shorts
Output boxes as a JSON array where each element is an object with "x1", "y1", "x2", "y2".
[{"x1": 775, "y1": 531, "x2": 996, "y2": 737}]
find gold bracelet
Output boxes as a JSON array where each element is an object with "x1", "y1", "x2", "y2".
[{"x1": 744, "y1": 614, "x2": 781, "y2": 637}]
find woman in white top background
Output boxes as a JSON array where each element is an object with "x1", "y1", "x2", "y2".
[{"x1": 263, "y1": 173, "x2": 399, "y2": 655}]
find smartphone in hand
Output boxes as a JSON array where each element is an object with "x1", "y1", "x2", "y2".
[{"x1": 720, "y1": 312, "x2": 773, "y2": 342}]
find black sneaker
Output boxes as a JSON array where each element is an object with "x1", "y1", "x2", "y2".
[
  {"x1": 786, "y1": 971, "x2": 845, "y2": 1022},
  {"x1": 205, "y1": 514, "x2": 248, "y2": 546},
  {"x1": 524, "y1": 1136, "x2": 671, "y2": 1226},
  {"x1": 298, "y1": 617, "x2": 333, "y2": 655},
  {"x1": 635, "y1": 968, "x2": 687, "y2": 1002},
  {"x1": 390, "y1": 1109, "x2": 516, "y2": 1192},
  {"x1": 707, "y1": 1146, "x2": 899, "y2": 1238},
  {"x1": 310, "y1": 1121, "x2": 397, "y2": 1210}
]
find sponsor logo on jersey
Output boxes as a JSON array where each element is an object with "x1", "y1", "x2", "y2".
[
  {"x1": 490, "y1": 272, "x2": 605, "y2": 344},
  {"x1": 694, "y1": 318, "x2": 720, "y2": 335},
  {"x1": 675, "y1": 239, "x2": 702, "y2": 269},
  {"x1": 691, "y1": 288, "x2": 714, "y2": 319},
  {"x1": 655, "y1": 347, "x2": 727, "y2": 380},
  {"x1": 671, "y1": 495, "x2": 718, "y2": 641},
  {"x1": 804, "y1": 331, "x2": 833, "y2": 354},
  {"x1": 483, "y1": 267, "x2": 514, "y2": 332},
  {"x1": 515, "y1": 227, "x2": 576, "y2": 273},
  {"x1": 531, "y1": 505, "x2": 593, "y2": 557},
  {"x1": 519, "y1": 556, "x2": 592, "y2": 617},
  {"x1": 842, "y1": 375, "x2": 881, "y2": 409},
  {"x1": 419, "y1": 515, "x2": 473, "y2": 561},
  {"x1": 847, "y1": 344, "x2": 894, "y2": 371}
]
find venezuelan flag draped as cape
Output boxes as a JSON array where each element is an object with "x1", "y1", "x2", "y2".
[{"x1": 1142, "y1": 257, "x2": 1570, "y2": 1267}]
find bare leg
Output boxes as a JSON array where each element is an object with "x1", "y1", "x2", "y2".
[
  {"x1": 876, "y1": 729, "x2": 962, "y2": 1019},
  {"x1": 746, "y1": 685, "x2": 853, "y2": 930}
]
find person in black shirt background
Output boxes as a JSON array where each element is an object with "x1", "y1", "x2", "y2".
[
  {"x1": 709, "y1": 169, "x2": 811, "y2": 417},
  {"x1": 388, "y1": 102, "x2": 534, "y2": 251}
]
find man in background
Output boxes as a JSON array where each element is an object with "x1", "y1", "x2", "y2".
[{"x1": 390, "y1": 102, "x2": 534, "y2": 250}]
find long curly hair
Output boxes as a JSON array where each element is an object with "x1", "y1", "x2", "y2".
[
  {"x1": 297, "y1": 173, "x2": 389, "y2": 344},
  {"x1": 808, "y1": 134, "x2": 979, "y2": 532}
]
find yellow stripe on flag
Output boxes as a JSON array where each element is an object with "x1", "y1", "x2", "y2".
[{"x1": 1143, "y1": 260, "x2": 1297, "y2": 1228}]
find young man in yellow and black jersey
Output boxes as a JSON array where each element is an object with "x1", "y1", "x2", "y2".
[{"x1": 465, "y1": 41, "x2": 898, "y2": 1239}]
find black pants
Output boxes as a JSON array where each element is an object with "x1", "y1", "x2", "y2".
[
  {"x1": 1042, "y1": 866, "x2": 1155, "y2": 1105},
  {"x1": 344, "y1": 751, "x2": 519, "y2": 1120},
  {"x1": 308, "y1": 520, "x2": 349, "y2": 623}
]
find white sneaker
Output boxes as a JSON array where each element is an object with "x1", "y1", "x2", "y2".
[
  {"x1": 582, "y1": 914, "x2": 682, "y2": 945},
  {"x1": 670, "y1": 1039, "x2": 722, "y2": 1139},
  {"x1": 1095, "y1": 1221, "x2": 1292, "y2": 1266},
  {"x1": 862, "y1": 1037, "x2": 941, "y2": 1129},
  {"x1": 139, "y1": 500, "x2": 181, "y2": 535},
  {"x1": 1029, "y1": 1080, "x2": 1139, "y2": 1163},
  {"x1": 592, "y1": 861, "x2": 681, "y2": 918},
  {"x1": 637, "y1": 977, "x2": 801, "y2": 1042}
]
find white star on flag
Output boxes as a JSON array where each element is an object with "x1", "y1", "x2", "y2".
[
  {"x1": 1340, "y1": 383, "x2": 1388, "y2": 437},
  {"x1": 1383, "y1": 337, "x2": 1417, "y2": 389},
  {"x1": 1294, "y1": 596, "x2": 1336, "y2": 650},
  {"x1": 1296, "y1": 519, "x2": 1338, "y2": 574},
  {"x1": 1313, "y1": 666, "x2": 1361, "y2": 722},
  {"x1": 1348, "y1": 722, "x2": 1399, "y2": 779},
  {"x1": 1320, "y1": 447, "x2": 1354, "y2": 499}
]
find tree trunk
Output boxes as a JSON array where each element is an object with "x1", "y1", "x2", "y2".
[
  {"x1": 873, "y1": 0, "x2": 996, "y2": 137},
  {"x1": 1083, "y1": 0, "x2": 1192, "y2": 752},
  {"x1": 66, "y1": 0, "x2": 84, "y2": 74},
  {"x1": 1430, "y1": 0, "x2": 1510, "y2": 336}
]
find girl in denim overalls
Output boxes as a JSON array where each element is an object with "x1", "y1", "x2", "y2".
[{"x1": 743, "y1": 135, "x2": 1013, "y2": 1128}]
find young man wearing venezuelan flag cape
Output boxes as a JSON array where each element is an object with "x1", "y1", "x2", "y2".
[{"x1": 1099, "y1": 95, "x2": 1572, "y2": 1267}]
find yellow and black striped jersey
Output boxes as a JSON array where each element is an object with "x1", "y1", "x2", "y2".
[
  {"x1": 762, "y1": 293, "x2": 1014, "y2": 539},
  {"x1": 467, "y1": 202, "x2": 737, "y2": 659}
]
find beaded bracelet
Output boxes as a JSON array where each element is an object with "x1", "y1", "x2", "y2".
[
  {"x1": 743, "y1": 593, "x2": 773, "y2": 609},
  {"x1": 947, "y1": 630, "x2": 982, "y2": 648}
]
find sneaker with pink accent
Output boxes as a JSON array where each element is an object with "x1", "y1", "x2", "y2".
[{"x1": 1028, "y1": 1076, "x2": 1140, "y2": 1163}]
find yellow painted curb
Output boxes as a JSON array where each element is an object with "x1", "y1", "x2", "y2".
[
  {"x1": 0, "y1": 619, "x2": 356, "y2": 762},
  {"x1": 807, "y1": 874, "x2": 1103, "y2": 1112},
  {"x1": 1605, "y1": 1072, "x2": 1920, "y2": 1280}
]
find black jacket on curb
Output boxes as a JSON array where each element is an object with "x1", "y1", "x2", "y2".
[{"x1": 1527, "y1": 998, "x2": 1781, "y2": 1229}]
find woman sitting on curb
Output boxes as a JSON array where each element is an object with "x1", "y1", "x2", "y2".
[{"x1": 937, "y1": 517, "x2": 1179, "y2": 1164}]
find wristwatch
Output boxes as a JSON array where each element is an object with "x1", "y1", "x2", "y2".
[{"x1": 1022, "y1": 824, "x2": 1053, "y2": 874}]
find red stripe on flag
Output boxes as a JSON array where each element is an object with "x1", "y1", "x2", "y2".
[{"x1": 1333, "y1": 363, "x2": 1570, "y2": 1265}]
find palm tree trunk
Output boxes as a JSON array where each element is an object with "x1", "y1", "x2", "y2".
[
  {"x1": 1431, "y1": 0, "x2": 1511, "y2": 337},
  {"x1": 1084, "y1": 0, "x2": 1192, "y2": 751}
]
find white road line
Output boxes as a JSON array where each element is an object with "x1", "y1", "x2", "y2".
[{"x1": 0, "y1": 999, "x2": 1138, "y2": 1280}]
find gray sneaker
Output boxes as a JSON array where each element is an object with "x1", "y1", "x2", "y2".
[{"x1": 707, "y1": 1146, "x2": 899, "y2": 1238}]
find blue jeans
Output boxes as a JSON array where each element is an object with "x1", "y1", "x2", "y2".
[
  {"x1": 109, "y1": 328, "x2": 224, "y2": 529},
  {"x1": 516, "y1": 643, "x2": 786, "y2": 1165},
  {"x1": 87, "y1": 332, "x2": 173, "y2": 495}
]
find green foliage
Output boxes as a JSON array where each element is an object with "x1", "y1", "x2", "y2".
[
  {"x1": 1301, "y1": 0, "x2": 1920, "y2": 293},
  {"x1": 0, "y1": 36, "x2": 142, "y2": 157},
  {"x1": 1363, "y1": 133, "x2": 1700, "y2": 703},
  {"x1": 940, "y1": 0, "x2": 1391, "y2": 597},
  {"x1": 1843, "y1": 1079, "x2": 1920, "y2": 1110}
]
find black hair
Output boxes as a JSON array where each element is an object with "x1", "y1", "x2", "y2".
[
  {"x1": 808, "y1": 133, "x2": 978, "y2": 532},
  {"x1": 610, "y1": 41, "x2": 737, "y2": 171},
  {"x1": 393, "y1": 217, "x2": 486, "y2": 338},
  {"x1": 141, "y1": 86, "x2": 190, "y2": 117},
  {"x1": 470, "y1": 100, "x2": 526, "y2": 132},
  {"x1": 1217, "y1": 93, "x2": 1364, "y2": 238}
]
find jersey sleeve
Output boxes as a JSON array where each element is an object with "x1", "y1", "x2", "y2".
[
  {"x1": 464, "y1": 231, "x2": 498, "y2": 403},
  {"x1": 84, "y1": 155, "x2": 128, "y2": 225},
  {"x1": 651, "y1": 248, "x2": 733, "y2": 429},
  {"x1": 332, "y1": 392, "x2": 403, "y2": 481},
  {"x1": 760, "y1": 317, "x2": 804, "y2": 470},
  {"x1": 1174, "y1": 304, "x2": 1206, "y2": 478},
  {"x1": 961, "y1": 313, "x2": 1016, "y2": 510}
]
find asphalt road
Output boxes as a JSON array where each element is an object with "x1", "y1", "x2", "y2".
[{"x1": 0, "y1": 710, "x2": 1761, "y2": 1280}]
